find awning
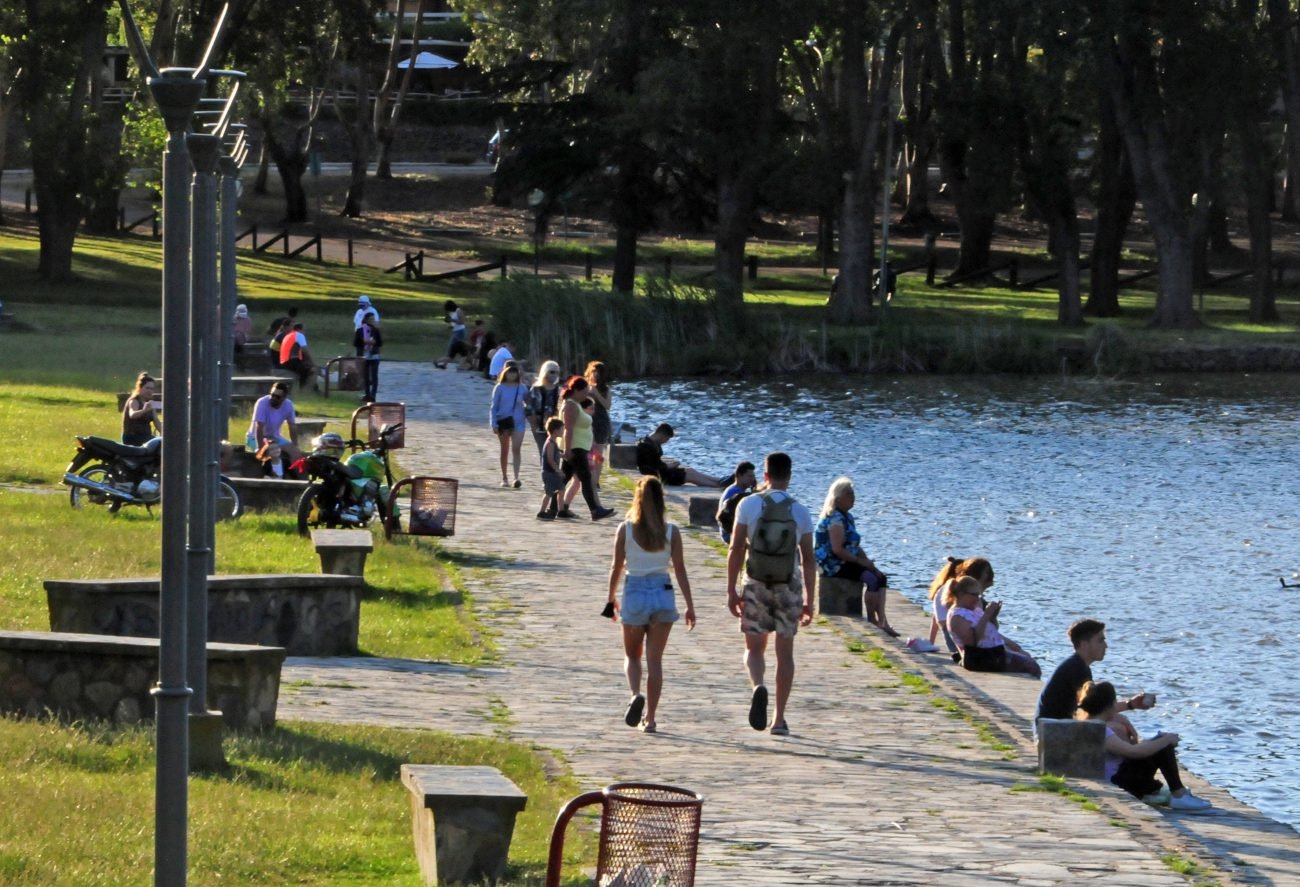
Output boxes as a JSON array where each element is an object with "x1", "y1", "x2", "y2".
[{"x1": 397, "y1": 51, "x2": 458, "y2": 70}]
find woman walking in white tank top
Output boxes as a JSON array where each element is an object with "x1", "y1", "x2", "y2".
[{"x1": 605, "y1": 476, "x2": 696, "y2": 733}]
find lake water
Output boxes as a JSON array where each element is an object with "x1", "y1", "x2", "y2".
[{"x1": 620, "y1": 372, "x2": 1300, "y2": 833}]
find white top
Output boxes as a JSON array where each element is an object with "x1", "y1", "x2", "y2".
[
  {"x1": 353, "y1": 305, "x2": 379, "y2": 329},
  {"x1": 624, "y1": 523, "x2": 676, "y2": 576},
  {"x1": 488, "y1": 345, "x2": 514, "y2": 379},
  {"x1": 948, "y1": 605, "x2": 1006, "y2": 649}
]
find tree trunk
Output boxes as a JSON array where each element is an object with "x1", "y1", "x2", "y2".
[
  {"x1": 253, "y1": 142, "x2": 270, "y2": 195},
  {"x1": 33, "y1": 180, "x2": 83, "y2": 282},
  {"x1": 263, "y1": 126, "x2": 309, "y2": 223},
  {"x1": 1239, "y1": 112, "x2": 1279, "y2": 322},
  {"x1": 375, "y1": 129, "x2": 396, "y2": 180},
  {"x1": 1087, "y1": 94, "x2": 1133, "y2": 317},
  {"x1": 612, "y1": 225, "x2": 637, "y2": 295},
  {"x1": 1269, "y1": 0, "x2": 1300, "y2": 221},
  {"x1": 830, "y1": 175, "x2": 875, "y2": 323},
  {"x1": 1051, "y1": 214, "x2": 1083, "y2": 325},
  {"x1": 713, "y1": 171, "x2": 752, "y2": 313},
  {"x1": 342, "y1": 127, "x2": 369, "y2": 218},
  {"x1": 1150, "y1": 229, "x2": 1199, "y2": 328},
  {"x1": 954, "y1": 199, "x2": 995, "y2": 275}
]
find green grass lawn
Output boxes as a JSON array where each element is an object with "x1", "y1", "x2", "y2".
[{"x1": 0, "y1": 718, "x2": 589, "y2": 885}]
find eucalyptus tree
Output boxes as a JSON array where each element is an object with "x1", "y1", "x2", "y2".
[
  {"x1": 921, "y1": 0, "x2": 1022, "y2": 277},
  {"x1": 10, "y1": 0, "x2": 116, "y2": 280},
  {"x1": 373, "y1": 0, "x2": 427, "y2": 179},
  {"x1": 791, "y1": 1, "x2": 904, "y2": 324},
  {"x1": 1087, "y1": 0, "x2": 1233, "y2": 329},
  {"x1": 331, "y1": 0, "x2": 385, "y2": 217}
]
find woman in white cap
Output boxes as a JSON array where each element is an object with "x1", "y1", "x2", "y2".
[{"x1": 353, "y1": 295, "x2": 378, "y2": 330}]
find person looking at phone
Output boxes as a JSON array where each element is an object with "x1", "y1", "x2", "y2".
[
  {"x1": 1036, "y1": 618, "x2": 1155, "y2": 723},
  {"x1": 1078, "y1": 680, "x2": 1211, "y2": 810},
  {"x1": 122, "y1": 372, "x2": 163, "y2": 446},
  {"x1": 946, "y1": 577, "x2": 1041, "y2": 676}
]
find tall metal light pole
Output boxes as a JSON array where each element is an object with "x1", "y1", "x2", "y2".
[
  {"x1": 217, "y1": 126, "x2": 247, "y2": 431},
  {"x1": 117, "y1": 4, "x2": 231, "y2": 884}
]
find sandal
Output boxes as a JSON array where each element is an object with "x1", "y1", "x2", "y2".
[
  {"x1": 640, "y1": 720, "x2": 657, "y2": 734},
  {"x1": 769, "y1": 721, "x2": 790, "y2": 736},
  {"x1": 624, "y1": 694, "x2": 645, "y2": 727}
]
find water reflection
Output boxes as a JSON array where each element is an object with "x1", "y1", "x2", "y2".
[{"x1": 622, "y1": 372, "x2": 1300, "y2": 833}]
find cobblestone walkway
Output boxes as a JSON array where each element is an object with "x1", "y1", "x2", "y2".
[{"x1": 279, "y1": 361, "x2": 1298, "y2": 886}]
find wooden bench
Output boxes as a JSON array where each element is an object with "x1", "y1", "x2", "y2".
[
  {"x1": 45, "y1": 573, "x2": 363, "y2": 656},
  {"x1": 228, "y1": 477, "x2": 309, "y2": 512},
  {"x1": 0, "y1": 630, "x2": 285, "y2": 730},
  {"x1": 400, "y1": 765, "x2": 527, "y2": 887},
  {"x1": 311, "y1": 529, "x2": 373, "y2": 577},
  {"x1": 687, "y1": 495, "x2": 720, "y2": 528},
  {"x1": 815, "y1": 574, "x2": 864, "y2": 617},
  {"x1": 1037, "y1": 718, "x2": 1106, "y2": 779}
]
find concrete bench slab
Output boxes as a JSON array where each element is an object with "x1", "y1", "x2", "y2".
[
  {"x1": 0, "y1": 630, "x2": 285, "y2": 730},
  {"x1": 816, "y1": 574, "x2": 864, "y2": 617},
  {"x1": 311, "y1": 529, "x2": 374, "y2": 577},
  {"x1": 228, "y1": 477, "x2": 309, "y2": 512},
  {"x1": 400, "y1": 765, "x2": 527, "y2": 887},
  {"x1": 294, "y1": 418, "x2": 330, "y2": 449},
  {"x1": 688, "y1": 495, "x2": 719, "y2": 528},
  {"x1": 1037, "y1": 718, "x2": 1106, "y2": 779},
  {"x1": 45, "y1": 573, "x2": 362, "y2": 656},
  {"x1": 609, "y1": 443, "x2": 639, "y2": 470}
]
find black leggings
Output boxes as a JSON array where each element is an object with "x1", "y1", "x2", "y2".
[
  {"x1": 1111, "y1": 746, "x2": 1186, "y2": 797},
  {"x1": 563, "y1": 449, "x2": 599, "y2": 514}
]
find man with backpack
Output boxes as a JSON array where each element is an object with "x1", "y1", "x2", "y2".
[{"x1": 725, "y1": 452, "x2": 815, "y2": 736}]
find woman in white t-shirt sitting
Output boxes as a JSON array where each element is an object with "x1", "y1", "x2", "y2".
[
  {"x1": 926, "y1": 556, "x2": 994, "y2": 657},
  {"x1": 946, "y1": 575, "x2": 1041, "y2": 677},
  {"x1": 605, "y1": 476, "x2": 696, "y2": 733}
]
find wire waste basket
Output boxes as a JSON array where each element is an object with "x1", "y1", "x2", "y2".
[{"x1": 545, "y1": 783, "x2": 703, "y2": 887}]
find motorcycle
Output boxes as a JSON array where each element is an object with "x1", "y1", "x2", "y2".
[
  {"x1": 63, "y1": 435, "x2": 243, "y2": 520},
  {"x1": 294, "y1": 424, "x2": 401, "y2": 535}
]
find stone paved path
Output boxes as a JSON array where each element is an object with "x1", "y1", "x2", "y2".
[{"x1": 279, "y1": 361, "x2": 1300, "y2": 886}]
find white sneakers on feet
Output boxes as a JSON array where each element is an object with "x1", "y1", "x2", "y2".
[
  {"x1": 906, "y1": 637, "x2": 941, "y2": 653},
  {"x1": 1169, "y1": 791, "x2": 1212, "y2": 811},
  {"x1": 1141, "y1": 785, "x2": 1171, "y2": 806}
]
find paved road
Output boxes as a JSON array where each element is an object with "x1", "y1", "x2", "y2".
[{"x1": 277, "y1": 361, "x2": 1300, "y2": 885}]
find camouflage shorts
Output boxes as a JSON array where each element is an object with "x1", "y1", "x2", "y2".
[{"x1": 741, "y1": 578, "x2": 803, "y2": 638}]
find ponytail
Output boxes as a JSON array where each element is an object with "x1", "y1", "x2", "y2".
[{"x1": 927, "y1": 556, "x2": 961, "y2": 600}]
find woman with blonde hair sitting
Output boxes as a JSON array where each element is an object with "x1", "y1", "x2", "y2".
[
  {"x1": 945, "y1": 575, "x2": 1041, "y2": 676},
  {"x1": 925, "y1": 556, "x2": 995, "y2": 656},
  {"x1": 605, "y1": 476, "x2": 695, "y2": 733},
  {"x1": 813, "y1": 476, "x2": 895, "y2": 635}
]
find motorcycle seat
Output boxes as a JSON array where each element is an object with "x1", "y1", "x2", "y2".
[{"x1": 80, "y1": 436, "x2": 159, "y2": 458}]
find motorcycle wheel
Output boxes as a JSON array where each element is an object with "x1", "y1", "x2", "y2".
[
  {"x1": 216, "y1": 478, "x2": 243, "y2": 522},
  {"x1": 296, "y1": 483, "x2": 332, "y2": 536},
  {"x1": 70, "y1": 465, "x2": 113, "y2": 510}
]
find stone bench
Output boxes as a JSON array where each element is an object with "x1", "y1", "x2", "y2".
[
  {"x1": 45, "y1": 573, "x2": 363, "y2": 656},
  {"x1": 400, "y1": 765, "x2": 527, "y2": 887},
  {"x1": 1037, "y1": 718, "x2": 1106, "y2": 779},
  {"x1": 609, "y1": 443, "x2": 639, "y2": 470},
  {"x1": 294, "y1": 417, "x2": 329, "y2": 449},
  {"x1": 0, "y1": 630, "x2": 285, "y2": 730},
  {"x1": 116, "y1": 391, "x2": 256, "y2": 417},
  {"x1": 311, "y1": 529, "x2": 373, "y2": 577},
  {"x1": 231, "y1": 374, "x2": 295, "y2": 399},
  {"x1": 688, "y1": 495, "x2": 720, "y2": 528},
  {"x1": 815, "y1": 574, "x2": 863, "y2": 617},
  {"x1": 235, "y1": 343, "x2": 273, "y2": 373},
  {"x1": 221, "y1": 445, "x2": 267, "y2": 479},
  {"x1": 228, "y1": 477, "x2": 309, "y2": 512}
]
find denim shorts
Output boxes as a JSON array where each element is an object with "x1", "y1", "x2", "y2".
[{"x1": 620, "y1": 573, "x2": 678, "y2": 626}]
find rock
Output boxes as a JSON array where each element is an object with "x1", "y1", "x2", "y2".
[{"x1": 1037, "y1": 718, "x2": 1105, "y2": 779}]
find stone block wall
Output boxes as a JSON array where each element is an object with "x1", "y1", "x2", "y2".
[
  {"x1": 0, "y1": 630, "x2": 285, "y2": 729},
  {"x1": 46, "y1": 574, "x2": 362, "y2": 656}
]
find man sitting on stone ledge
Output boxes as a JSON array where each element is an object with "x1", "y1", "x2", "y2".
[
  {"x1": 1036, "y1": 618, "x2": 1155, "y2": 725},
  {"x1": 635, "y1": 423, "x2": 723, "y2": 487}
]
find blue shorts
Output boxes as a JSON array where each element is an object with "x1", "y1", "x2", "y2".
[{"x1": 620, "y1": 573, "x2": 679, "y2": 626}]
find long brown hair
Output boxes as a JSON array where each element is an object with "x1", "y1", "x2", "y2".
[
  {"x1": 584, "y1": 360, "x2": 609, "y2": 394},
  {"x1": 130, "y1": 372, "x2": 156, "y2": 398},
  {"x1": 927, "y1": 556, "x2": 993, "y2": 600},
  {"x1": 628, "y1": 476, "x2": 667, "y2": 551}
]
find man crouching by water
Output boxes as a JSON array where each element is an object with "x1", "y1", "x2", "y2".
[
  {"x1": 635, "y1": 423, "x2": 724, "y2": 487},
  {"x1": 726, "y1": 452, "x2": 815, "y2": 737}
]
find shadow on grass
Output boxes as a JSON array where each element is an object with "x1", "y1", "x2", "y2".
[
  {"x1": 204, "y1": 724, "x2": 410, "y2": 788},
  {"x1": 363, "y1": 582, "x2": 463, "y2": 608}
]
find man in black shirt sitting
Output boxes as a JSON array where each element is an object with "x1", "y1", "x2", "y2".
[
  {"x1": 635, "y1": 423, "x2": 723, "y2": 487},
  {"x1": 1036, "y1": 618, "x2": 1155, "y2": 722}
]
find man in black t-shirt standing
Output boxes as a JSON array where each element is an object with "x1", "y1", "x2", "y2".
[{"x1": 1036, "y1": 618, "x2": 1155, "y2": 722}]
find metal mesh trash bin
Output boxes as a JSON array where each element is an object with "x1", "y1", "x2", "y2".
[
  {"x1": 386, "y1": 476, "x2": 458, "y2": 539},
  {"x1": 351, "y1": 402, "x2": 405, "y2": 449},
  {"x1": 545, "y1": 783, "x2": 703, "y2": 887}
]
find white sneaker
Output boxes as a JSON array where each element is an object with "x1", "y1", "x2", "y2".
[
  {"x1": 1169, "y1": 792, "x2": 1212, "y2": 811},
  {"x1": 1141, "y1": 785, "x2": 1171, "y2": 806},
  {"x1": 906, "y1": 637, "x2": 940, "y2": 653}
]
